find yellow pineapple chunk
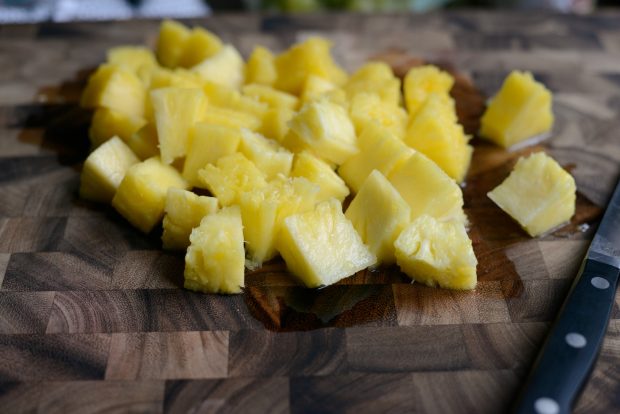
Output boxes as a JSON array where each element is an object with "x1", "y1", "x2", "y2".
[
  {"x1": 480, "y1": 71, "x2": 554, "y2": 148},
  {"x1": 182, "y1": 123, "x2": 241, "y2": 187},
  {"x1": 162, "y1": 188, "x2": 218, "y2": 250},
  {"x1": 388, "y1": 151, "x2": 467, "y2": 225},
  {"x1": 395, "y1": 215, "x2": 477, "y2": 290},
  {"x1": 198, "y1": 153, "x2": 267, "y2": 206},
  {"x1": 349, "y1": 92, "x2": 407, "y2": 139},
  {"x1": 112, "y1": 157, "x2": 189, "y2": 233},
  {"x1": 403, "y1": 65, "x2": 454, "y2": 115},
  {"x1": 177, "y1": 27, "x2": 223, "y2": 69},
  {"x1": 291, "y1": 151, "x2": 349, "y2": 203},
  {"x1": 240, "y1": 176, "x2": 319, "y2": 267},
  {"x1": 88, "y1": 108, "x2": 146, "y2": 148},
  {"x1": 150, "y1": 87, "x2": 207, "y2": 164},
  {"x1": 184, "y1": 206, "x2": 244, "y2": 294},
  {"x1": 276, "y1": 199, "x2": 377, "y2": 288},
  {"x1": 345, "y1": 62, "x2": 401, "y2": 107},
  {"x1": 245, "y1": 46, "x2": 277, "y2": 86},
  {"x1": 156, "y1": 19, "x2": 191, "y2": 68},
  {"x1": 203, "y1": 82, "x2": 268, "y2": 121},
  {"x1": 81, "y1": 64, "x2": 146, "y2": 119},
  {"x1": 274, "y1": 37, "x2": 348, "y2": 95},
  {"x1": 285, "y1": 99, "x2": 358, "y2": 165},
  {"x1": 125, "y1": 123, "x2": 159, "y2": 160},
  {"x1": 345, "y1": 170, "x2": 410, "y2": 264},
  {"x1": 80, "y1": 136, "x2": 139, "y2": 203},
  {"x1": 487, "y1": 152, "x2": 575, "y2": 237},
  {"x1": 242, "y1": 84, "x2": 299, "y2": 110},
  {"x1": 338, "y1": 123, "x2": 413, "y2": 193},
  {"x1": 202, "y1": 106, "x2": 262, "y2": 131},
  {"x1": 404, "y1": 93, "x2": 473, "y2": 183},
  {"x1": 192, "y1": 45, "x2": 244, "y2": 89},
  {"x1": 299, "y1": 75, "x2": 336, "y2": 104},
  {"x1": 259, "y1": 107, "x2": 295, "y2": 143},
  {"x1": 239, "y1": 129, "x2": 293, "y2": 179},
  {"x1": 107, "y1": 46, "x2": 157, "y2": 73}
]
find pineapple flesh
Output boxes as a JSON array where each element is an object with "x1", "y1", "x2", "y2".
[
  {"x1": 107, "y1": 46, "x2": 157, "y2": 73},
  {"x1": 345, "y1": 62, "x2": 401, "y2": 107},
  {"x1": 403, "y1": 65, "x2": 454, "y2": 116},
  {"x1": 239, "y1": 129, "x2": 293, "y2": 179},
  {"x1": 291, "y1": 151, "x2": 350, "y2": 203},
  {"x1": 242, "y1": 84, "x2": 299, "y2": 110},
  {"x1": 245, "y1": 46, "x2": 277, "y2": 86},
  {"x1": 156, "y1": 19, "x2": 191, "y2": 68},
  {"x1": 89, "y1": 108, "x2": 146, "y2": 148},
  {"x1": 162, "y1": 188, "x2": 218, "y2": 250},
  {"x1": 191, "y1": 45, "x2": 245, "y2": 90},
  {"x1": 177, "y1": 27, "x2": 223, "y2": 69}
]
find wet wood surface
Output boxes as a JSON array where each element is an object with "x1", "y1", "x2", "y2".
[{"x1": 1, "y1": 11, "x2": 620, "y2": 413}]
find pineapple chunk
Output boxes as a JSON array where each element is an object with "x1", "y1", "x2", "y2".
[
  {"x1": 487, "y1": 152, "x2": 575, "y2": 237},
  {"x1": 198, "y1": 153, "x2": 267, "y2": 206},
  {"x1": 274, "y1": 37, "x2": 348, "y2": 95},
  {"x1": 183, "y1": 123, "x2": 241, "y2": 187},
  {"x1": 349, "y1": 92, "x2": 407, "y2": 139},
  {"x1": 80, "y1": 136, "x2": 139, "y2": 203},
  {"x1": 184, "y1": 206, "x2": 244, "y2": 294},
  {"x1": 345, "y1": 170, "x2": 410, "y2": 264},
  {"x1": 299, "y1": 75, "x2": 336, "y2": 104},
  {"x1": 395, "y1": 215, "x2": 477, "y2": 290},
  {"x1": 156, "y1": 19, "x2": 191, "y2": 68},
  {"x1": 242, "y1": 84, "x2": 299, "y2": 110},
  {"x1": 480, "y1": 71, "x2": 554, "y2": 148},
  {"x1": 276, "y1": 199, "x2": 377, "y2": 288},
  {"x1": 291, "y1": 151, "x2": 349, "y2": 203},
  {"x1": 192, "y1": 45, "x2": 244, "y2": 90},
  {"x1": 125, "y1": 123, "x2": 159, "y2": 160},
  {"x1": 245, "y1": 46, "x2": 277, "y2": 86},
  {"x1": 107, "y1": 46, "x2": 157, "y2": 73},
  {"x1": 112, "y1": 157, "x2": 189, "y2": 233},
  {"x1": 240, "y1": 176, "x2": 319, "y2": 267},
  {"x1": 150, "y1": 87, "x2": 207, "y2": 164},
  {"x1": 345, "y1": 62, "x2": 401, "y2": 107},
  {"x1": 203, "y1": 82, "x2": 268, "y2": 120},
  {"x1": 81, "y1": 64, "x2": 146, "y2": 119},
  {"x1": 285, "y1": 99, "x2": 358, "y2": 165},
  {"x1": 239, "y1": 129, "x2": 293, "y2": 179},
  {"x1": 338, "y1": 123, "x2": 413, "y2": 193},
  {"x1": 202, "y1": 106, "x2": 262, "y2": 131},
  {"x1": 259, "y1": 107, "x2": 295, "y2": 143},
  {"x1": 89, "y1": 108, "x2": 146, "y2": 148},
  {"x1": 404, "y1": 93, "x2": 472, "y2": 183},
  {"x1": 388, "y1": 151, "x2": 467, "y2": 225},
  {"x1": 177, "y1": 27, "x2": 223, "y2": 69},
  {"x1": 403, "y1": 65, "x2": 454, "y2": 115},
  {"x1": 162, "y1": 188, "x2": 218, "y2": 250}
]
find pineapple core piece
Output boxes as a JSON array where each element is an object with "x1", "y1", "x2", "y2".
[
  {"x1": 245, "y1": 46, "x2": 277, "y2": 87},
  {"x1": 184, "y1": 206, "x2": 245, "y2": 294},
  {"x1": 480, "y1": 71, "x2": 554, "y2": 148},
  {"x1": 80, "y1": 136, "x2": 139, "y2": 204},
  {"x1": 276, "y1": 199, "x2": 377, "y2": 288},
  {"x1": 403, "y1": 65, "x2": 454, "y2": 115},
  {"x1": 487, "y1": 152, "x2": 576, "y2": 237},
  {"x1": 89, "y1": 107, "x2": 146, "y2": 148},
  {"x1": 112, "y1": 157, "x2": 189, "y2": 233},
  {"x1": 192, "y1": 45, "x2": 245, "y2": 90},
  {"x1": 239, "y1": 129, "x2": 293, "y2": 179},
  {"x1": 162, "y1": 188, "x2": 218, "y2": 250},
  {"x1": 395, "y1": 215, "x2": 477, "y2": 290},
  {"x1": 291, "y1": 151, "x2": 349, "y2": 203},
  {"x1": 346, "y1": 170, "x2": 411, "y2": 265}
]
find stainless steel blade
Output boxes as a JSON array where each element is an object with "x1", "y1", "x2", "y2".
[{"x1": 589, "y1": 178, "x2": 620, "y2": 268}]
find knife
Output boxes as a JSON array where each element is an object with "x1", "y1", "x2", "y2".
[{"x1": 512, "y1": 177, "x2": 620, "y2": 414}]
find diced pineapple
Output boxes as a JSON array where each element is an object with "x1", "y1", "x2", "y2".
[
  {"x1": 338, "y1": 123, "x2": 413, "y2": 193},
  {"x1": 345, "y1": 170, "x2": 410, "y2": 264},
  {"x1": 480, "y1": 71, "x2": 554, "y2": 148},
  {"x1": 184, "y1": 206, "x2": 244, "y2": 294},
  {"x1": 80, "y1": 136, "x2": 139, "y2": 203},
  {"x1": 403, "y1": 65, "x2": 454, "y2": 115},
  {"x1": 112, "y1": 156, "x2": 189, "y2": 233},
  {"x1": 299, "y1": 75, "x2": 336, "y2": 104},
  {"x1": 198, "y1": 153, "x2": 267, "y2": 206},
  {"x1": 202, "y1": 106, "x2": 262, "y2": 131},
  {"x1": 203, "y1": 82, "x2": 268, "y2": 120},
  {"x1": 177, "y1": 27, "x2": 223, "y2": 69},
  {"x1": 192, "y1": 45, "x2": 244, "y2": 90},
  {"x1": 349, "y1": 92, "x2": 407, "y2": 139},
  {"x1": 276, "y1": 199, "x2": 377, "y2": 288},
  {"x1": 395, "y1": 215, "x2": 477, "y2": 290},
  {"x1": 156, "y1": 19, "x2": 191, "y2": 68},
  {"x1": 388, "y1": 151, "x2": 467, "y2": 225},
  {"x1": 81, "y1": 64, "x2": 146, "y2": 118},
  {"x1": 150, "y1": 87, "x2": 207, "y2": 164},
  {"x1": 274, "y1": 37, "x2": 348, "y2": 95},
  {"x1": 89, "y1": 108, "x2": 146, "y2": 148},
  {"x1": 239, "y1": 129, "x2": 293, "y2": 179},
  {"x1": 162, "y1": 188, "x2": 218, "y2": 250},
  {"x1": 345, "y1": 62, "x2": 401, "y2": 107},
  {"x1": 242, "y1": 84, "x2": 299, "y2": 110},
  {"x1": 291, "y1": 151, "x2": 349, "y2": 203},
  {"x1": 404, "y1": 93, "x2": 473, "y2": 183},
  {"x1": 259, "y1": 107, "x2": 295, "y2": 143},
  {"x1": 285, "y1": 99, "x2": 358, "y2": 165},
  {"x1": 487, "y1": 152, "x2": 575, "y2": 237},
  {"x1": 245, "y1": 46, "x2": 277, "y2": 86},
  {"x1": 182, "y1": 123, "x2": 241, "y2": 187},
  {"x1": 240, "y1": 176, "x2": 319, "y2": 267},
  {"x1": 107, "y1": 46, "x2": 157, "y2": 73},
  {"x1": 125, "y1": 123, "x2": 159, "y2": 160}
]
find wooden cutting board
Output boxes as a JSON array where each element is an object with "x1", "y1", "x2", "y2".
[{"x1": 0, "y1": 12, "x2": 619, "y2": 413}]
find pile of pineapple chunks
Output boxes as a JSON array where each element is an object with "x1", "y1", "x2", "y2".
[{"x1": 79, "y1": 20, "x2": 574, "y2": 295}]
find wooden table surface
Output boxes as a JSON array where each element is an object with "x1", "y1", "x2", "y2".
[{"x1": 1, "y1": 11, "x2": 619, "y2": 413}]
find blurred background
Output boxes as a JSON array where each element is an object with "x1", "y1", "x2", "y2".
[{"x1": 0, "y1": 0, "x2": 616, "y2": 24}]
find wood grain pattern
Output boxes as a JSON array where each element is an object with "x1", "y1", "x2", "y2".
[{"x1": 0, "y1": 11, "x2": 619, "y2": 413}]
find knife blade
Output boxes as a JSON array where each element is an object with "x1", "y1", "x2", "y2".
[{"x1": 512, "y1": 177, "x2": 620, "y2": 414}]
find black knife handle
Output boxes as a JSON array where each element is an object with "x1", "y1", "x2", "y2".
[{"x1": 512, "y1": 258, "x2": 620, "y2": 414}]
